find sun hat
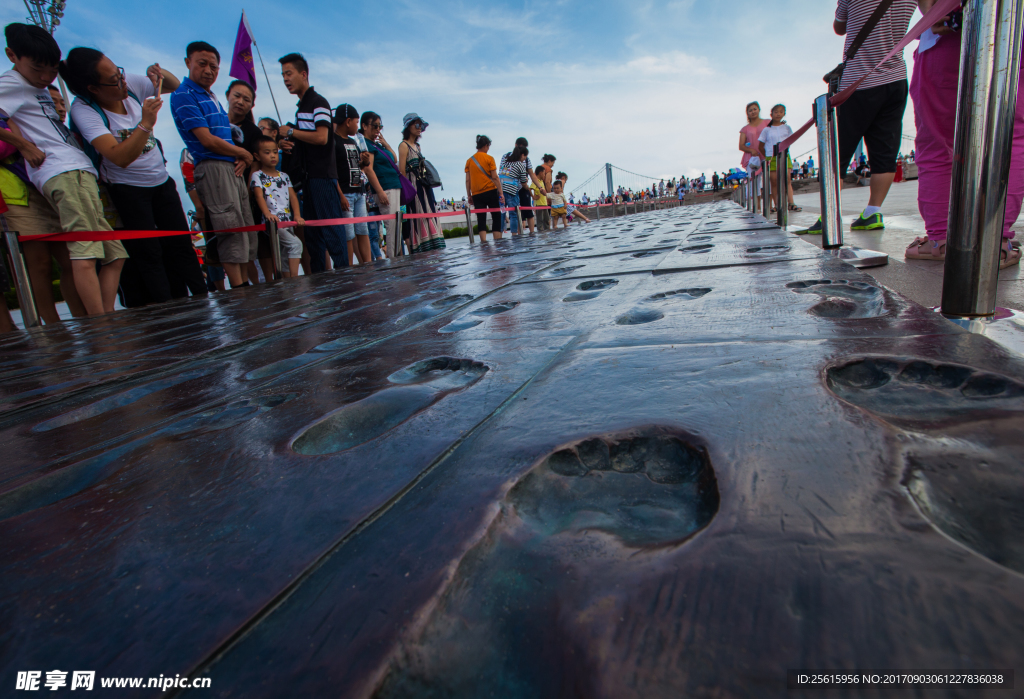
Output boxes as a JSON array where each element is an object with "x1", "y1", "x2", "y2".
[{"x1": 402, "y1": 113, "x2": 428, "y2": 129}]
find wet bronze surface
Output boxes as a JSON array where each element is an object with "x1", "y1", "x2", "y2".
[{"x1": 1, "y1": 202, "x2": 1022, "y2": 698}]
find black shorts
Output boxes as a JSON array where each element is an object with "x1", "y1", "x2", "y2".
[
  {"x1": 519, "y1": 186, "x2": 534, "y2": 219},
  {"x1": 837, "y1": 79, "x2": 908, "y2": 176}
]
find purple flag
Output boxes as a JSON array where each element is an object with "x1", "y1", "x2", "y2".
[{"x1": 229, "y1": 12, "x2": 257, "y2": 92}]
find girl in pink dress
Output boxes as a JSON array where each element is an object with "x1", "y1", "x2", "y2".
[{"x1": 738, "y1": 102, "x2": 771, "y2": 209}]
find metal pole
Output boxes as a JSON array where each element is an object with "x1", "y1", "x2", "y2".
[
  {"x1": 515, "y1": 206, "x2": 524, "y2": 236},
  {"x1": 464, "y1": 205, "x2": 475, "y2": 243},
  {"x1": 761, "y1": 163, "x2": 771, "y2": 220},
  {"x1": 595, "y1": 202, "x2": 600, "y2": 220},
  {"x1": 394, "y1": 210, "x2": 404, "y2": 257},
  {"x1": 941, "y1": 0, "x2": 1024, "y2": 317},
  {"x1": 815, "y1": 94, "x2": 844, "y2": 249},
  {"x1": 266, "y1": 219, "x2": 282, "y2": 279},
  {"x1": 4, "y1": 231, "x2": 41, "y2": 329},
  {"x1": 776, "y1": 146, "x2": 787, "y2": 229}
]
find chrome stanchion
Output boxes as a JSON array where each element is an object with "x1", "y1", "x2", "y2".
[
  {"x1": 776, "y1": 146, "x2": 787, "y2": 229},
  {"x1": 266, "y1": 219, "x2": 282, "y2": 279},
  {"x1": 761, "y1": 162, "x2": 771, "y2": 220},
  {"x1": 515, "y1": 206, "x2": 524, "y2": 236},
  {"x1": 464, "y1": 206, "x2": 475, "y2": 244},
  {"x1": 394, "y1": 210, "x2": 404, "y2": 257},
  {"x1": 813, "y1": 94, "x2": 888, "y2": 267},
  {"x1": 815, "y1": 94, "x2": 844, "y2": 249},
  {"x1": 595, "y1": 203, "x2": 600, "y2": 220},
  {"x1": 4, "y1": 231, "x2": 41, "y2": 328},
  {"x1": 942, "y1": 0, "x2": 1024, "y2": 317}
]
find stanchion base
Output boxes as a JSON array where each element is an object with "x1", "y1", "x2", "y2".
[
  {"x1": 936, "y1": 307, "x2": 1024, "y2": 357},
  {"x1": 832, "y1": 246, "x2": 888, "y2": 268}
]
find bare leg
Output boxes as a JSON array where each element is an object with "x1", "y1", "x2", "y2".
[
  {"x1": 50, "y1": 242, "x2": 86, "y2": 317},
  {"x1": 287, "y1": 258, "x2": 300, "y2": 277},
  {"x1": 246, "y1": 261, "x2": 261, "y2": 284},
  {"x1": 868, "y1": 172, "x2": 896, "y2": 208},
  {"x1": 98, "y1": 259, "x2": 124, "y2": 313},
  {"x1": 222, "y1": 262, "x2": 244, "y2": 288},
  {"x1": 355, "y1": 235, "x2": 371, "y2": 265},
  {"x1": 22, "y1": 240, "x2": 61, "y2": 324},
  {"x1": 295, "y1": 227, "x2": 311, "y2": 274},
  {"x1": 71, "y1": 259, "x2": 104, "y2": 315}
]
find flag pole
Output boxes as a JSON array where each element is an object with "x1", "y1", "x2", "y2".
[{"x1": 242, "y1": 10, "x2": 283, "y2": 124}]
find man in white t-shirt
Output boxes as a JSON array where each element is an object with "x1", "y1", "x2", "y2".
[{"x1": 0, "y1": 23, "x2": 126, "y2": 316}]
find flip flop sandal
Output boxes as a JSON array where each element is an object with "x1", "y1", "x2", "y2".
[
  {"x1": 905, "y1": 237, "x2": 945, "y2": 260},
  {"x1": 788, "y1": 204, "x2": 802, "y2": 212},
  {"x1": 1000, "y1": 240, "x2": 1022, "y2": 269}
]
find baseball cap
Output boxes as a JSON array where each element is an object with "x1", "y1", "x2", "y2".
[{"x1": 333, "y1": 103, "x2": 359, "y2": 124}]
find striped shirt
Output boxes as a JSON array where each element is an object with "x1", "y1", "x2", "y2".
[
  {"x1": 170, "y1": 77, "x2": 234, "y2": 164},
  {"x1": 499, "y1": 156, "x2": 528, "y2": 196},
  {"x1": 835, "y1": 0, "x2": 916, "y2": 91},
  {"x1": 293, "y1": 86, "x2": 336, "y2": 180}
]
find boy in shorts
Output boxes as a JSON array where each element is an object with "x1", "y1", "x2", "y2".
[
  {"x1": 0, "y1": 23, "x2": 126, "y2": 315},
  {"x1": 250, "y1": 135, "x2": 304, "y2": 277}
]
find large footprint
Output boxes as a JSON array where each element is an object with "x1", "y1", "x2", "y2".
[
  {"x1": 396, "y1": 295, "x2": 474, "y2": 326},
  {"x1": 0, "y1": 394, "x2": 294, "y2": 521},
  {"x1": 439, "y1": 302, "x2": 520, "y2": 333},
  {"x1": 291, "y1": 357, "x2": 489, "y2": 455},
  {"x1": 244, "y1": 336, "x2": 366, "y2": 381},
  {"x1": 32, "y1": 367, "x2": 218, "y2": 433},
  {"x1": 786, "y1": 279, "x2": 886, "y2": 319},
  {"x1": 827, "y1": 356, "x2": 1024, "y2": 574},
  {"x1": 562, "y1": 279, "x2": 619, "y2": 303},
  {"x1": 509, "y1": 429, "x2": 720, "y2": 547},
  {"x1": 826, "y1": 356, "x2": 1024, "y2": 425}
]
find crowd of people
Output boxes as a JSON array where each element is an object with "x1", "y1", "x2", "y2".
[{"x1": 0, "y1": 23, "x2": 637, "y2": 332}]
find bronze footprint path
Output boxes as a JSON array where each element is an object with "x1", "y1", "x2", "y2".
[{"x1": 1, "y1": 203, "x2": 1021, "y2": 698}]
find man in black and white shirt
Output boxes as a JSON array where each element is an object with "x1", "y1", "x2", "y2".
[
  {"x1": 277, "y1": 52, "x2": 348, "y2": 271},
  {"x1": 833, "y1": 0, "x2": 916, "y2": 231}
]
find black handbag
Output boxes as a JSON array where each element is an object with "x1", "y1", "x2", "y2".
[
  {"x1": 409, "y1": 145, "x2": 442, "y2": 188},
  {"x1": 823, "y1": 0, "x2": 896, "y2": 95}
]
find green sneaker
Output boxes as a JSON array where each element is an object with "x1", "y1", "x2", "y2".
[
  {"x1": 851, "y1": 211, "x2": 884, "y2": 230},
  {"x1": 796, "y1": 217, "x2": 822, "y2": 235}
]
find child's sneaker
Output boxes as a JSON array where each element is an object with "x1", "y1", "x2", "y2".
[{"x1": 851, "y1": 210, "x2": 884, "y2": 230}]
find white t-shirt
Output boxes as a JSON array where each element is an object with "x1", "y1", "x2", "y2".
[
  {"x1": 759, "y1": 123, "x2": 794, "y2": 157},
  {"x1": 0, "y1": 69, "x2": 96, "y2": 190},
  {"x1": 70, "y1": 73, "x2": 167, "y2": 187}
]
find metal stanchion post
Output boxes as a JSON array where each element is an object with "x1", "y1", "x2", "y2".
[
  {"x1": 464, "y1": 206, "x2": 475, "y2": 244},
  {"x1": 761, "y1": 163, "x2": 771, "y2": 220},
  {"x1": 815, "y1": 94, "x2": 844, "y2": 249},
  {"x1": 942, "y1": 0, "x2": 1024, "y2": 317},
  {"x1": 814, "y1": 94, "x2": 886, "y2": 266},
  {"x1": 266, "y1": 219, "x2": 282, "y2": 279},
  {"x1": 4, "y1": 231, "x2": 41, "y2": 328},
  {"x1": 776, "y1": 146, "x2": 787, "y2": 229},
  {"x1": 595, "y1": 203, "x2": 600, "y2": 220},
  {"x1": 515, "y1": 206, "x2": 524, "y2": 236},
  {"x1": 394, "y1": 210, "x2": 404, "y2": 256}
]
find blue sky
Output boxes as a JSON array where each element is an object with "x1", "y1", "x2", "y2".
[{"x1": 2, "y1": 0, "x2": 920, "y2": 203}]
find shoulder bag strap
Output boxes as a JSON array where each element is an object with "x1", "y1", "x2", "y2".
[
  {"x1": 845, "y1": 0, "x2": 897, "y2": 62},
  {"x1": 470, "y1": 155, "x2": 490, "y2": 177}
]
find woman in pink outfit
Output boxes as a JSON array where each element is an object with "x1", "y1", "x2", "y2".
[
  {"x1": 739, "y1": 102, "x2": 771, "y2": 210},
  {"x1": 907, "y1": 2, "x2": 1022, "y2": 269}
]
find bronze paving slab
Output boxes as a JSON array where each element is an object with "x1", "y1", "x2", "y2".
[{"x1": 1, "y1": 202, "x2": 1021, "y2": 698}]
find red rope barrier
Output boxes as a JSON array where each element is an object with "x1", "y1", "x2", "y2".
[{"x1": 15, "y1": 195, "x2": 681, "y2": 243}]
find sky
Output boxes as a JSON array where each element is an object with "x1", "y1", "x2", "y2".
[{"x1": 2, "y1": 0, "x2": 922, "y2": 204}]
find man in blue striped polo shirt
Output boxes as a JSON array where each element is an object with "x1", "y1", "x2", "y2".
[{"x1": 170, "y1": 41, "x2": 255, "y2": 288}]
